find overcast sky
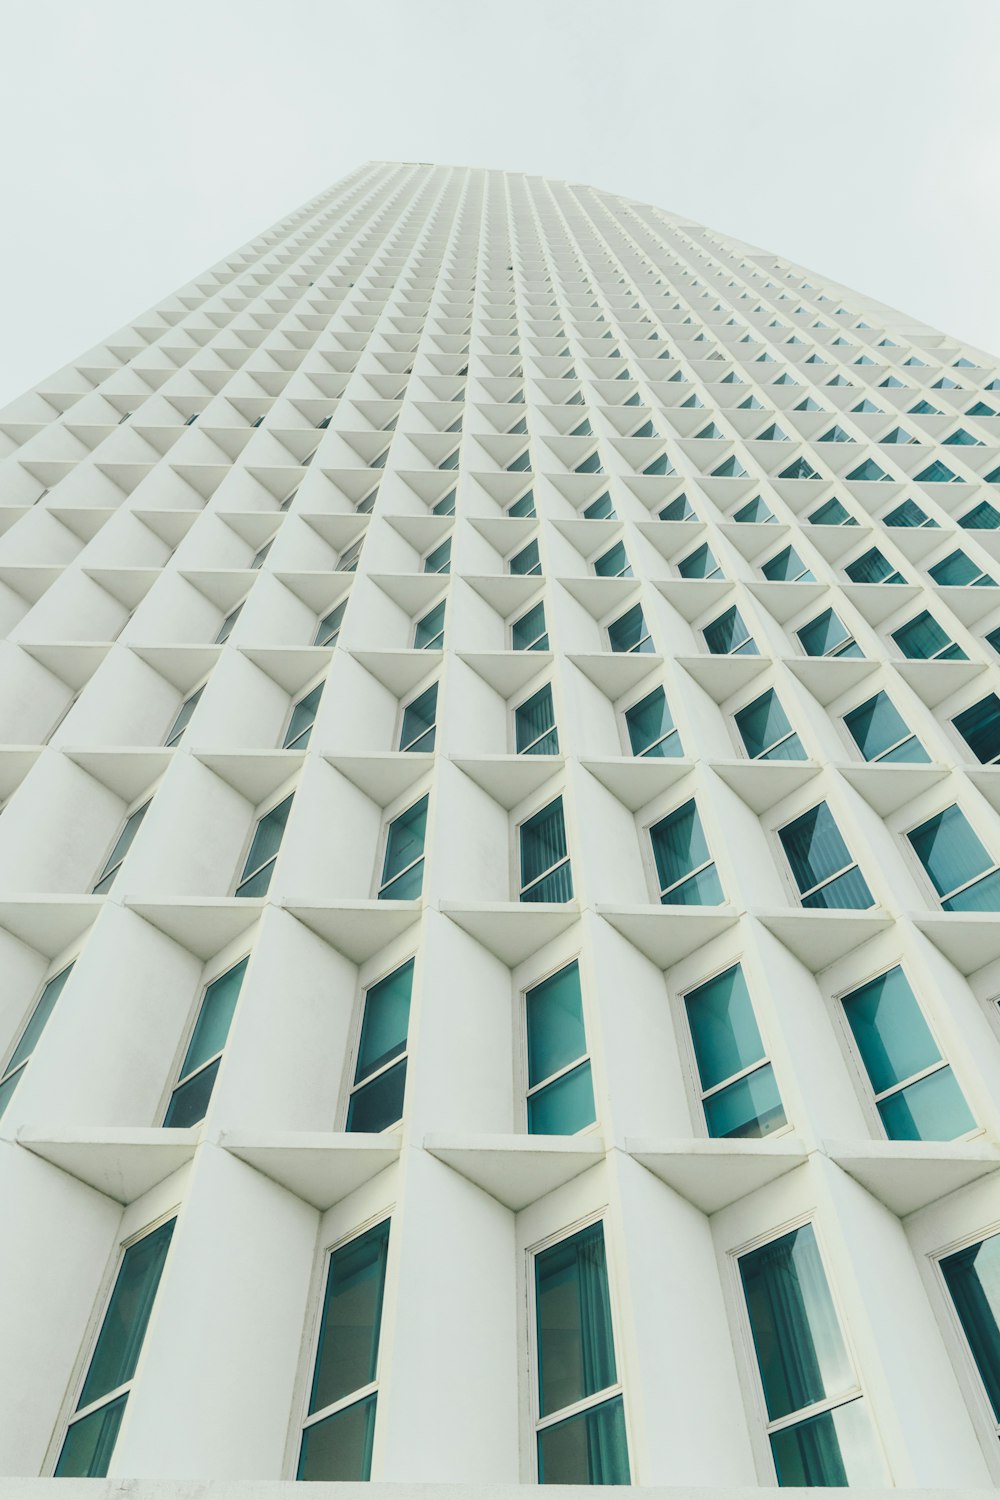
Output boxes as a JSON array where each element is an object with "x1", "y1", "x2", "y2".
[{"x1": 2, "y1": 0, "x2": 998, "y2": 407}]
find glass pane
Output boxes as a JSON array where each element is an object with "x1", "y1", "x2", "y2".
[
  {"x1": 180, "y1": 958, "x2": 248, "y2": 1078},
  {"x1": 165, "y1": 685, "x2": 203, "y2": 746},
  {"x1": 650, "y1": 800, "x2": 709, "y2": 890},
  {"x1": 382, "y1": 798, "x2": 428, "y2": 885},
  {"x1": 779, "y1": 804, "x2": 852, "y2": 893},
  {"x1": 356, "y1": 962, "x2": 413, "y2": 1082},
  {"x1": 378, "y1": 861, "x2": 424, "y2": 900},
  {"x1": 800, "y1": 865, "x2": 873, "y2": 910},
  {"x1": 739, "y1": 1223, "x2": 854, "y2": 1423},
  {"x1": 537, "y1": 1395, "x2": 630, "y2": 1484},
  {"x1": 94, "y1": 802, "x2": 150, "y2": 893},
  {"x1": 685, "y1": 965, "x2": 765, "y2": 1091},
  {"x1": 941, "y1": 1234, "x2": 1000, "y2": 1422},
  {"x1": 944, "y1": 867, "x2": 1000, "y2": 912},
  {"x1": 79, "y1": 1218, "x2": 176, "y2": 1409},
  {"x1": 163, "y1": 1057, "x2": 220, "y2": 1128},
  {"x1": 909, "y1": 805, "x2": 991, "y2": 897},
  {"x1": 309, "y1": 1220, "x2": 390, "y2": 1414},
  {"x1": 236, "y1": 861, "x2": 277, "y2": 898},
  {"x1": 608, "y1": 604, "x2": 650, "y2": 653},
  {"x1": 346, "y1": 1059, "x2": 406, "y2": 1132},
  {"x1": 844, "y1": 693, "x2": 923, "y2": 763},
  {"x1": 521, "y1": 801, "x2": 568, "y2": 887},
  {"x1": 705, "y1": 607, "x2": 755, "y2": 655},
  {"x1": 798, "y1": 610, "x2": 849, "y2": 657},
  {"x1": 6, "y1": 964, "x2": 74, "y2": 1074},
  {"x1": 0, "y1": 1066, "x2": 23, "y2": 1119},
  {"x1": 526, "y1": 963, "x2": 586, "y2": 1086},
  {"x1": 512, "y1": 603, "x2": 546, "y2": 651},
  {"x1": 625, "y1": 688, "x2": 678, "y2": 757},
  {"x1": 662, "y1": 863, "x2": 724, "y2": 905},
  {"x1": 516, "y1": 685, "x2": 557, "y2": 754},
  {"x1": 704, "y1": 1065, "x2": 787, "y2": 1139},
  {"x1": 770, "y1": 1398, "x2": 884, "y2": 1487},
  {"x1": 841, "y1": 967, "x2": 938, "y2": 1095},
  {"x1": 529, "y1": 1061, "x2": 596, "y2": 1135},
  {"x1": 284, "y1": 683, "x2": 324, "y2": 748},
  {"x1": 878, "y1": 1066, "x2": 976, "y2": 1142},
  {"x1": 536, "y1": 1222, "x2": 617, "y2": 1417},
  {"x1": 736, "y1": 692, "x2": 796, "y2": 760},
  {"x1": 314, "y1": 602, "x2": 346, "y2": 646},
  {"x1": 414, "y1": 602, "x2": 445, "y2": 649},
  {"x1": 522, "y1": 862, "x2": 574, "y2": 902},
  {"x1": 55, "y1": 1393, "x2": 128, "y2": 1478},
  {"x1": 241, "y1": 796, "x2": 293, "y2": 885},
  {"x1": 510, "y1": 540, "x2": 541, "y2": 575},
  {"x1": 679, "y1": 543, "x2": 718, "y2": 580},
  {"x1": 399, "y1": 685, "x2": 437, "y2": 752},
  {"x1": 953, "y1": 695, "x2": 1000, "y2": 764},
  {"x1": 298, "y1": 1391, "x2": 377, "y2": 1481},
  {"x1": 876, "y1": 734, "x2": 930, "y2": 764}
]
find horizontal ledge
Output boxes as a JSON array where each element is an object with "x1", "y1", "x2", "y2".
[
  {"x1": 439, "y1": 900, "x2": 581, "y2": 966},
  {"x1": 424, "y1": 1132, "x2": 606, "y2": 1211},
  {"x1": 824, "y1": 1139, "x2": 1000, "y2": 1217},
  {"x1": 16, "y1": 1126, "x2": 199, "y2": 1204},
  {"x1": 220, "y1": 1131, "x2": 401, "y2": 1210},
  {"x1": 627, "y1": 1137, "x2": 808, "y2": 1214}
]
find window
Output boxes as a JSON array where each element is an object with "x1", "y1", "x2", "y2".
[
  {"x1": 0, "y1": 964, "x2": 74, "y2": 1119},
  {"x1": 533, "y1": 1223, "x2": 629, "y2": 1484},
  {"x1": 215, "y1": 601, "x2": 244, "y2": 644},
  {"x1": 908, "y1": 804, "x2": 1000, "y2": 911},
  {"x1": 284, "y1": 681, "x2": 324, "y2": 749},
  {"x1": 515, "y1": 684, "x2": 558, "y2": 755},
  {"x1": 346, "y1": 961, "x2": 413, "y2": 1131},
  {"x1": 55, "y1": 1219, "x2": 176, "y2": 1477},
  {"x1": 512, "y1": 602, "x2": 547, "y2": 652},
  {"x1": 519, "y1": 798, "x2": 573, "y2": 902},
  {"x1": 684, "y1": 964, "x2": 786, "y2": 1138},
  {"x1": 424, "y1": 538, "x2": 451, "y2": 575},
  {"x1": 625, "y1": 686, "x2": 681, "y2": 757},
  {"x1": 809, "y1": 497, "x2": 857, "y2": 527},
  {"x1": 93, "y1": 801, "x2": 151, "y2": 894},
  {"x1": 650, "y1": 799, "x2": 724, "y2": 905},
  {"x1": 678, "y1": 542, "x2": 722, "y2": 580},
  {"x1": 941, "y1": 1234, "x2": 1000, "y2": 1435},
  {"x1": 510, "y1": 539, "x2": 541, "y2": 576},
  {"x1": 735, "y1": 690, "x2": 805, "y2": 761},
  {"x1": 398, "y1": 683, "x2": 437, "y2": 752},
  {"x1": 845, "y1": 548, "x2": 904, "y2": 586},
  {"x1": 843, "y1": 692, "x2": 928, "y2": 763},
  {"x1": 797, "y1": 609, "x2": 862, "y2": 659},
  {"x1": 607, "y1": 604, "x2": 652, "y2": 653},
  {"x1": 778, "y1": 803, "x2": 873, "y2": 909},
  {"x1": 432, "y1": 490, "x2": 456, "y2": 517},
  {"x1": 659, "y1": 493, "x2": 694, "y2": 521},
  {"x1": 953, "y1": 694, "x2": 1000, "y2": 764},
  {"x1": 959, "y1": 500, "x2": 1000, "y2": 531},
  {"x1": 593, "y1": 540, "x2": 632, "y2": 578},
  {"x1": 163, "y1": 958, "x2": 248, "y2": 1127},
  {"x1": 930, "y1": 549, "x2": 995, "y2": 589},
  {"x1": 892, "y1": 611, "x2": 967, "y2": 660},
  {"x1": 414, "y1": 600, "x2": 445, "y2": 650},
  {"x1": 734, "y1": 495, "x2": 775, "y2": 524},
  {"x1": 840, "y1": 966, "x2": 974, "y2": 1140},
  {"x1": 583, "y1": 492, "x2": 615, "y2": 520},
  {"x1": 378, "y1": 797, "x2": 428, "y2": 899},
  {"x1": 704, "y1": 605, "x2": 758, "y2": 656},
  {"x1": 337, "y1": 537, "x2": 365, "y2": 574},
  {"x1": 297, "y1": 1219, "x2": 391, "y2": 1480},
  {"x1": 738, "y1": 1223, "x2": 883, "y2": 1486},
  {"x1": 314, "y1": 600, "x2": 346, "y2": 647},
  {"x1": 884, "y1": 498, "x2": 938, "y2": 529},
  {"x1": 507, "y1": 491, "x2": 535, "y2": 518},
  {"x1": 525, "y1": 961, "x2": 595, "y2": 1133},
  {"x1": 251, "y1": 537, "x2": 274, "y2": 569},
  {"x1": 236, "y1": 794, "x2": 293, "y2": 897},
  {"x1": 762, "y1": 546, "x2": 814, "y2": 584},
  {"x1": 164, "y1": 684, "x2": 204, "y2": 747}
]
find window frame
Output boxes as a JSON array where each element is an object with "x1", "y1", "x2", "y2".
[
  {"x1": 412, "y1": 597, "x2": 446, "y2": 651},
  {"x1": 161, "y1": 952, "x2": 251, "y2": 1128},
  {"x1": 282, "y1": 676, "x2": 326, "y2": 751},
  {"x1": 732, "y1": 687, "x2": 803, "y2": 762},
  {"x1": 512, "y1": 682, "x2": 559, "y2": 756},
  {"x1": 164, "y1": 681, "x2": 206, "y2": 748},
  {"x1": 774, "y1": 800, "x2": 872, "y2": 910},
  {"x1": 375, "y1": 793, "x2": 430, "y2": 901},
  {"x1": 233, "y1": 789, "x2": 296, "y2": 899},
  {"x1": 931, "y1": 1221, "x2": 1000, "y2": 1457},
  {"x1": 678, "y1": 957, "x2": 790, "y2": 1141},
  {"x1": 841, "y1": 689, "x2": 926, "y2": 764},
  {"x1": 518, "y1": 955, "x2": 598, "y2": 1137},
  {"x1": 903, "y1": 802, "x2": 1000, "y2": 911},
  {"x1": 0, "y1": 958, "x2": 76, "y2": 1117},
  {"x1": 92, "y1": 796, "x2": 154, "y2": 895},
  {"x1": 344, "y1": 956, "x2": 415, "y2": 1133},
  {"x1": 644, "y1": 795, "x2": 724, "y2": 906},
  {"x1": 515, "y1": 794, "x2": 573, "y2": 904},
  {"x1": 621, "y1": 684, "x2": 681, "y2": 758}
]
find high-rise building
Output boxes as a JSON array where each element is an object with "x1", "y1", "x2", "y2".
[{"x1": 2, "y1": 160, "x2": 1000, "y2": 1492}]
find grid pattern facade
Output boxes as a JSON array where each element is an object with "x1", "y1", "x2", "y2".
[{"x1": 2, "y1": 160, "x2": 1000, "y2": 1489}]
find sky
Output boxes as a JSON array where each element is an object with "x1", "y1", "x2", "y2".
[{"x1": 2, "y1": 0, "x2": 999, "y2": 407}]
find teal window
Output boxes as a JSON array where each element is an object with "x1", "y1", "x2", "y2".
[
  {"x1": 892, "y1": 611, "x2": 967, "y2": 660},
  {"x1": 607, "y1": 604, "x2": 652, "y2": 653},
  {"x1": 93, "y1": 801, "x2": 151, "y2": 894},
  {"x1": 930, "y1": 550, "x2": 995, "y2": 588},
  {"x1": 510, "y1": 539, "x2": 542, "y2": 576},
  {"x1": 779, "y1": 803, "x2": 873, "y2": 909},
  {"x1": 908, "y1": 400, "x2": 940, "y2": 415},
  {"x1": 346, "y1": 962, "x2": 413, "y2": 1131},
  {"x1": 944, "y1": 427, "x2": 984, "y2": 447},
  {"x1": 846, "y1": 459, "x2": 891, "y2": 482},
  {"x1": 534, "y1": 1223, "x2": 629, "y2": 1484},
  {"x1": 512, "y1": 601, "x2": 548, "y2": 652},
  {"x1": 650, "y1": 799, "x2": 724, "y2": 905},
  {"x1": 953, "y1": 695, "x2": 1000, "y2": 764},
  {"x1": 356, "y1": 489, "x2": 378, "y2": 515},
  {"x1": 516, "y1": 684, "x2": 559, "y2": 755},
  {"x1": 337, "y1": 537, "x2": 364, "y2": 573},
  {"x1": 844, "y1": 692, "x2": 928, "y2": 763},
  {"x1": 0, "y1": 963, "x2": 74, "y2": 1120},
  {"x1": 236, "y1": 794, "x2": 293, "y2": 897},
  {"x1": 739, "y1": 1224, "x2": 883, "y2": 1486},
  {"x1": 711, "y1": 455, "x2": 748, "y2": 478},
  {"x1": 704, "y1": 605, "x2": 757, "y2": 655},
  {"x1": 779, "y1": 456, "x2": 820, "y2": 480},
  {"x1": 762, "y1": 546, "x2": 814, "y2": 583},
  {"x1": 685, "y1": 964, "x2": 786, "y2": 1138},
  {"x1": 520, "y1": 799, "x2": 573, "y2": 903},
  {"x1": 678, "y1": 543, "x2": 722, "y2": 580},
  {"x1": 845, "y1": 547, "x2": 904, "y2": 585},
  {"x1": 817, "y1": 425, "x2": 853, "y2": 443},
  {"x1": 439, "y1": 449, "x2": 460, "y2": 470},
  {"x1": 398, "y1": 683, "x2": 437, "y2": 752},
  {"x1": 55, "y1": 1219, "x2": 176, "y2": 1478},
  {"x1": 525, "y1": 962, "x2": 595, "y2": 1134},
  {"x1": 164, "y1": 684, "x2": 204, "y2": 746},
  {"x1": 507, "y1": 490, "x2": 535, "y2": 518},
  {"x1": 736, "y1": 690, "x2": 805, "y2": 761},
  {"x1": 808, "y1": 497, "x2": 856, "y2": 527},
  {"x1": 797, "y1": 609, "x2": 862, "y2": 659},
  {"x1": 625, "y1": 687, "x2": 681, "y2": 758},
  {"x1": 378, "y1": 796, "x2": 428, "y2": 899},
  {"x1": 215, "y1": 601, "x2": 244, "y2": 644},
  {"x1": 879, "y1": 426, "x2": 917, "y2": 445},
  {"x1": 432, "y1": 489, "x2": 456, "y2": 516},
  {"x1": 575, "y1": 450, "x2": 603, "y2": 474},
  {"x1": 990, "y1": 626, "x2": 1000, "y2": 657},
  {"x1": 284, "y1": 681, "x2": 324, "y2": 749},
  {"x1": 734, "y1": 495, "x2": 775, "y2": 524},
  {"x1": 959, "y1": 500, "x2": 1000, "y2": 530},
  {"x1": 583, "y1": 492, "x2": 615, "y2": 520},
  {"x1": 414, "y1": 601, "x2": 445, "y2": 650},
  {"x1": 424, "y1": 538, "x2": 451, "y2": 575},
  {"x1": 297, "y1": 1219, "x2": 390, "y2": 1479},
  {"x1": 594, "y1": 540, "x2": 632, "y2": 578},
  {"x1": 659, "y1": 493, "x2": 694, "y2": 521},
  {"x1": 757, "y1": 423, "x2": 790, "y2": 442},
  {"x1": 841, "y1": 966, "x2": 974, "y2": 1141},
  {"x1": 908, "y1": 804, "x2": 1000, "y2": 911},
  {"x1": 315, "y1": 599, "x2": 347, "y2": 646},
  {"x1": 941, "y1": 1234, "x2": 1000, "y2": 1428},
  {"x1": 163, "y1": 958, "x2": 248, "y2": 1127},
  {"x1": 916, "y1": 460, "x2": 962, "y2": 484},
  {"x1": 884, "y1": 499, "x2": 937, "y2": 528}
]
